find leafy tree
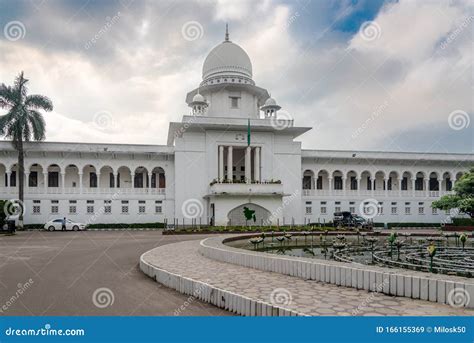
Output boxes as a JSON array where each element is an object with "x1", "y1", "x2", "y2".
[
  {"x1": 432, "y1": 168, "x2": 474, "y2": 218},
  {"x1": 0, "y1": 72, "x2": 53, "y2": 228}
]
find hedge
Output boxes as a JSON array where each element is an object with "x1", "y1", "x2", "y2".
[
  {"x1": 386, "y1": 222, "x2": 441, "y2": 229},
  {"x1": 452, "y1": 218, "x2": 474, "y2": 226},
  {"x1": 87, "y1": 222, "x2": 165, "y2": 229},
  {"x1": 21, "y1": 223, "x2": 165, "y2": 230},
  {"x1": 23, "y1": 224, "x2": 45, "y2": 230},
  {"x1": 165, "y1": 225, "x2": 355, "y2": 234}
]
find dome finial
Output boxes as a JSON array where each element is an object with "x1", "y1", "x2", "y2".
[{"x1": 225, "y1": 23, "x2": 229, "y2": 42}]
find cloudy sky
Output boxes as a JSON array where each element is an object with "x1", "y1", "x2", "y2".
[{"x1": 0, "y1": 0, "x2": 472, "y2": 153}]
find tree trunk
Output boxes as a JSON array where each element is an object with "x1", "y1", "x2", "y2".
[{"x1": 17, "y1": 139, "x2": 24, "y2": 229}]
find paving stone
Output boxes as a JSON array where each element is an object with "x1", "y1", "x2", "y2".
[{"x1": 142, "y1": 240, "x2": 473, "y2": 316}]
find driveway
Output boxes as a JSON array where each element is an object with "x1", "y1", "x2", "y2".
[{"x1": 0, "y1": 231, "x2": 231, "y2": 316}]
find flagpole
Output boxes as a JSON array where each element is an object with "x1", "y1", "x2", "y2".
[{"x1": 247, "y1": 118, "x2": 251, "y2": 147}]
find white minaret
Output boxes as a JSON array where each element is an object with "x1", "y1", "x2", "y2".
[
  {"x1": 260, "y1": 96, "x2": 281, "y2": 118},
  {"x1": 188, "y1": 89, "x2": 208, "y2": 115}
]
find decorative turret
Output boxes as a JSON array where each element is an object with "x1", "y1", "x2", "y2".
[
  {"x1": 189, "y1": 90, "x2": 208, "y2": 115},
  {"x1": 260, "y1": 96, "x2": 281, "y2": 118}
]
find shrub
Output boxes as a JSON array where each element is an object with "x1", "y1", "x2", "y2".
[
  {"x1": 452, "y1": 218, "x2": 474, "y2": 226},
  {"x1": 0, "y1": 200, "x2": 6, "y2": 224},
  {"x1": 386, "y1": 222, "x2": 441, "y2": 229},
  {"x1": 87, "y1": 222, "x2": 165, "y2": 229}
]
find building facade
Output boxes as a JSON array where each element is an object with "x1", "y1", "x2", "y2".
[{"x1": 1, "y1": 32, "x2": 472, "y2": 226}]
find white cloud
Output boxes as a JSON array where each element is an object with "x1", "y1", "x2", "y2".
[{"x1": 0, "y1": 0, "x2": 471, "y2": 152}]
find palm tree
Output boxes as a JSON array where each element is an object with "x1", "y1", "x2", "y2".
[{"x1": 0, "y1": 72, "x2": 53, "y2": 229}]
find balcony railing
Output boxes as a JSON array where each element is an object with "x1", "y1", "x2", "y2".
[
  {"x1": 209, "y1": 181, "x2": 284, "y2": 195},
  {"x1": 0, "y1": 187, "x2": 166, "y2": 195},
  {"x1": 302, "y1": 189, "x2": 453, "y2": 198}
]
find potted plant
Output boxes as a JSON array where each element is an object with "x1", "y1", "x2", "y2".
[
  {"x1": 388, "y1": 232, "x2": 397, "y2": 259},
  {"x1": 394, "y1": 240, "x2": 405, "y2": 261},
  {"x1": 427, "y1": 243, "x2": 437, "y2": 272},
  {"x1": 460, "y1": 233, "x2": 467, "y2": 251},
  {"x1": 366, "y1": 237, "x2": 378, "y2": 264}
]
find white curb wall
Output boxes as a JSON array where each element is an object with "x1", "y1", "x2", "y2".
[
  {"x1": 198, "y1": 236, "x2": 474, "y2": 309},
  {"x1": 139, "y1": 251, "x2": 306, "y2": 316}
]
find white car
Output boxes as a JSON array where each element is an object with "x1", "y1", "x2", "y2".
[{"x1": 44, "y1": 218, "x2": 87, "y2": 231}]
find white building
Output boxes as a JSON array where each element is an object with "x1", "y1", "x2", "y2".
[{"x1": 1, "y1": 31, "x2": 472, "y2": 226}]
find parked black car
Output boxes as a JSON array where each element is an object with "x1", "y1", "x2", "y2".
[{"x1": 333, "y1": 211, "x2": 368, "y2": 228}]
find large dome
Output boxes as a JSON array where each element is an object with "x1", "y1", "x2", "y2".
[{"x1": 202, "y1": 41, "x2": 253, "y2": 81}]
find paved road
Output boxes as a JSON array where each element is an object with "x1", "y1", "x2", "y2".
[{"x1": 0, "y1": 231, "x2": 231, "y2": 316}]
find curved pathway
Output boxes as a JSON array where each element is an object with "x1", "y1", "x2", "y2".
[{"x1": 141, "y1": 239, "x2": 472, "y2": 316}]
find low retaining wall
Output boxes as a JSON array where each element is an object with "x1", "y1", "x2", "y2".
[
  {"x1": 442, "y1": 225, "x2": 474, "y2": 232},
  {"x1": 139, "y1": 251, "x2": 304, "y2": 316},
  {"x1": 199, "y1": 236, "x2": 474, "y2": 309}
]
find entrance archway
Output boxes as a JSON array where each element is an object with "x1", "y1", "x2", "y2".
[{"x1": 227, "y1": 203, "x2": 272, "y2": 226}]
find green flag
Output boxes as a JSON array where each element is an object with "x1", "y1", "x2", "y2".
[{"x1": 247, "y1": 118, "x2": 251, "y2": 146}]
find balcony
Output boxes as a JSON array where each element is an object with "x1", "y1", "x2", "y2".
[
  {"x1": 0, "y1": 187, "x2": 166, "y2": 196},
  {"x1": 302, "y1": 189, "x2": 453, "y2": 198},
  {"x1": 209, "y1": 181, "x2": 284, "y2": 196}
]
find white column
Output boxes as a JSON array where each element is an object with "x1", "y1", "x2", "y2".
[
  {"x1": 370, "y1": 177, "x2": 374, "y2": 194},
  {"x1": 227, "y1": 146, "x2": 233, "y2": 182},
  {"x1": 411, "y1": 178, "x2": 416, "y2": 197},
  {"x1": 254, "y1": 147, "x2": 260, "y2": 182},
  {"x1": 245, "y1": 146, "x2": 251, "y2": 184},
  {"x1": 96, "y1": 173, "x2": 101, "y2": 190},
  {"x1": 43, "y1": 172, "x2": 48, "y2": 191},
  {"x1": 148, "y1": 173, "x2": 152, "y2": 190},
  {"x1": 25, "y1": 172, "x2": 29, "y2": 193},
  {"x1": 424, "y1": 178, "x2": 429, "y2": 197},
  {"x1": 356, "y1": 177, "x2": 361, "y2": 195},
  {"x1": 5, "y1": 172, "x2": 10, "y2": 187},
  {"x1": 61, "y1": 172, "x2": 66, "y2": 193},
  {"x1": 384, "y1": 177, "x2": 388, "y2": 197},
  {"x1": 113, "y1": 173, "x2": 118, "y2": 188},
  {"x1": 131, "y1": 173, "x2": 135, "y2": 188},
  {"x1": 342, "y1": 177, "x2": 346, "y2": 195},
  {"x1": 328, "y1": 177, "x2": 333, "y2": 195},
  {"x1": 218, "y1": 146, "x2": 224, "y2": 182},
  {"x1": 398, "y1": 178, "x2": 403, "y2": 196},
  {"x1": 437, "y1": 178, "x2": 442, "y2": 195},
  {"x1": 79, "y1": 173, "x2": 83, "y2": 194}
]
